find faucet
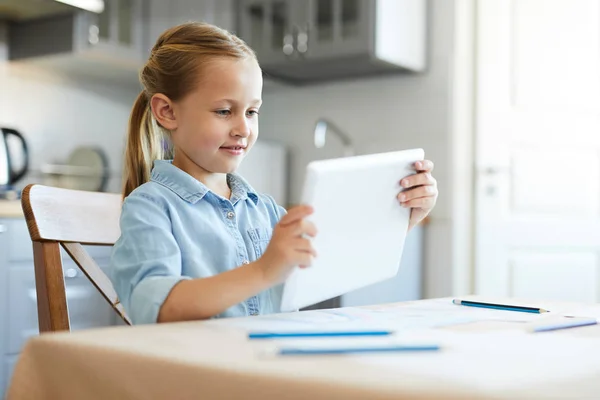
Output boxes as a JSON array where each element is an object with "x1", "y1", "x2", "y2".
[{"x1": 313, "y1": 118, "x2": 354, "y2": 157}]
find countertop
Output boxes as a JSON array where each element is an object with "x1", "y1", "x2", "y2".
[{"x1": 0, "y1": 200, "x2": 23, "y2": 218}]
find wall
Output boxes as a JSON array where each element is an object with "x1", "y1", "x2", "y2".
[
  {"x1": 0, "y1": 23, "x2": 138, "y2": 194},
  {"x1": 258, "y1": 0, "x2": 457, "y2": 298}
]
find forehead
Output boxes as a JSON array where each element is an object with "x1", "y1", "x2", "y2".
[{"x1": 195, "y1": 57, "x2": 262, "y2": 101}]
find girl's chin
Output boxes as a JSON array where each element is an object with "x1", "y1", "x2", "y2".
[{"x1": 213, "y1": 161, "x2": 242, "y2": 174}]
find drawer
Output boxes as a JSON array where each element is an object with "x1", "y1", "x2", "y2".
[
  {"x1": 6, "y1": 218, "x2": 114, "y2": 262},
  {"x1": 7, "y1": 265, "x2": 115, "y2": 354}
]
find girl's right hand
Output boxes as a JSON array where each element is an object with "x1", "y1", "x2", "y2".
[{"x1": 256, "y1": 205, "x2": 318, "y2": 285}]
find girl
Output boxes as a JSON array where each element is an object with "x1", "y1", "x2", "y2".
[{"x1": 111, "y1": 22, "x2": 438, "y2": 325}]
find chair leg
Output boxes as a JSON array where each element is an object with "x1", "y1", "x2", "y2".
[{"x1": 32, "y1": 241, "x2": 70, "y2": 332}]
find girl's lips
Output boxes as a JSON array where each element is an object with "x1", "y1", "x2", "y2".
[{"x1": 220, "y1": 146, "x2": 245, "y2": 156}]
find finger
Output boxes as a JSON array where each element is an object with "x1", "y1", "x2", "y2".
[
  {"x1": 293, "y1": 238, "x2": 317, "y2": 257},
  {"x1": 290, "y1": 219, "x2": 318, "y2": 237},
  {"x1": 297, "y1": 252, "x2": 315, "y2": 268},
  {"x1": 414, "y1": 160, "x2": 434, "y2": 172},
  {"x1": 400, "y1": 172, "x2": 436, "y2": 189},
  {"x1": 398, "y1": 185, "x2": 437, "y2": 202},
  {"x1": 279, "y1": 205, "x2": 313, "y2": 226},
  {"x1": 401, "y1": 196, "x2": 437, "y2": 209}
]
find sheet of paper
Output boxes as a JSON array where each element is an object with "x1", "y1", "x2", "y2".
[
  {"x1": 206, "y1": 298, "x2": 549, "y2": 333},
  {"x1": 560, "y1": 305, "x2": 600, "y2": 319},
  {"x1": 206, "y1": 309, "x2": 358, "y2": 331},
  {"x1": 365, "y1": 298, "x2": 549, "y2": 322}
]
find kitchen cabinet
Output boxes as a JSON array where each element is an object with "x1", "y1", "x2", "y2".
[
  {"x1": 236, "y1": 0, "x2": 427, "y2": 84},
  {"x1": 0, "y1": 219, "x2": 8, "y2": 398},
  {"x1": 6, "y1": 0, "x2": 243, "y2": 86},
  {"x1": 147, "y1": 0, "x2": 236, "y2": 50},
  {"x1": 84, "y1": 0, "x2": 146, "y2": 63},
  {"x1": 146, "y1": 0, "x2": 294, "y2": 88},
  {"x1": 0, "y1": 217, "x2": 116, "y2": 398},
  {"x1": 8, "y1": 0, "x2": 146, "y2": 87},
  {"x1": 3, "y1": 355, "x2": 17, "y2": 397},
  {"x1": 0, "y1": 0, "x2": 74, "y2": 21}
]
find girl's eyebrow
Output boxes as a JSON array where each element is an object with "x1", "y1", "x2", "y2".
[{"x1": 214, "y1": 98, "x2": 262, "y2": 106}]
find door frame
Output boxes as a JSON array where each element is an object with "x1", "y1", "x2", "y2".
[{"x1": 447, "y1": 0, "x2": 477, "y2": 297}]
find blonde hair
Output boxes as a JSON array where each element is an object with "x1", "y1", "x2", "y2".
[{"x1": 122, "y1": 22, "x2": 257, "y2": 198}]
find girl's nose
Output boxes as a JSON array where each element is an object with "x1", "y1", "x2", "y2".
[{"x1": 231, "y1": 116, "x2": 251, "y2": 137}]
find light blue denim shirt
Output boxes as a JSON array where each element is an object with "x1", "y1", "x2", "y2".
[{"x1": 110, "y1": 160, "x2": 286, "y2": 324}]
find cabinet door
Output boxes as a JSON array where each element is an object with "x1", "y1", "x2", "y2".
[
  {"x1": 147, "y1": 0, "x2": 172, "y2": 50},
  {"x1": 147, "y1": 0, "x2": 236, "y2": 58},
  {"x1": 238, "y1": 0, "x2": 298, "y2": 66},
  {"x1": 303, "y1": 0, "x2": 373, "y2": 60},
  {"x1": 3, "y1": 355, "x2": 18, "y2": 398},
  {"x1": 6, "y1": 219, "x2": 34, "y2": 262},
  {"x1": 213, "y1": 0, "x2": 236, "y2": 32},
  {"x1": 0, "y1": 220, "x2": 8, "y2": 398},
  {"x1": 170, "y1": 0, "x2": 216, "y2": 27},
  {"x1": 147, "y1": 0, "x2": 213, "y2": 54},
  {"x1": 7, "y1": 261, "x2": 114, "y2": 355},
  {"x1": 76, "y1": 0, "x2": 146, "y2": 63}
]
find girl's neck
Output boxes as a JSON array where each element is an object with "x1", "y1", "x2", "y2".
[{"x1": 172, "y1": 154, "x2": 231, "y2": 199}]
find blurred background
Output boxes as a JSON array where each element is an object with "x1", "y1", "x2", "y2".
[{"x1": 1, "y1": 0, "x2": 600, "y2": 393}]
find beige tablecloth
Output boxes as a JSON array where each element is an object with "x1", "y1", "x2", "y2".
[{"x1": 8, "y1": 297, "x2": 600, "y2": 400}]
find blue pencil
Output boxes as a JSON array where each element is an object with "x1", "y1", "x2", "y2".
[
  {"x1": 278, "y1": 345, "x2": 441, "y2": 355},
  {"x1": 453, "y1": 299, "x2": 549, "y2": 314},
  {"x1": 249, "y1": 330, "x2": 393, "y2": 339},
  {"x1": 533, "y1": 318, "x2": 597, "y2": 332}
]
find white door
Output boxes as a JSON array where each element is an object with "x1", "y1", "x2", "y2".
[{"x1": 475, "y1": 0, "x2": 600, "y2": 302}]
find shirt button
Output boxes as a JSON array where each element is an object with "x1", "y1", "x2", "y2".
[
  {"x1": 242, "y1": 260, "x2": 250, "y2": 265},
  {"x1": 226, "y1": 211, "x2": 235, "y2": 220}
]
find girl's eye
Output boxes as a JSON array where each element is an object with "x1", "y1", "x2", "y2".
[
  {"x1": 247, "y1": 110, "x2": 260, "y2": 117},
  {"x1": 215, "y1": 110, "x2": 231, "y2": 116}
]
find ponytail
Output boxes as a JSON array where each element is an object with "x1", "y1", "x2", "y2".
[{"x1": 122, "y1": 91, "x2": 165, "y2": 198}]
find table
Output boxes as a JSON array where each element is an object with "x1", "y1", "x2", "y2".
[{"x1": 7, "y1": 296, "x2": 600, "y2": 400}]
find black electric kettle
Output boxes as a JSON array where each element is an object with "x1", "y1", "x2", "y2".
[{"x1": 0, "y1": 128, "x2": 29, "y2": 187}]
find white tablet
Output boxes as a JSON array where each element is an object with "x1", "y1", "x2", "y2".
[{"x1": 280, "y1": 148, "x2": 425, "y2": 312}]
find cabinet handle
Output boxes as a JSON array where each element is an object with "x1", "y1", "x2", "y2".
[
  {"x1": 0, "y1": 224, "x2": 5, "y2": 233},
  {"x1": 64, "y1": 268, "x2": 79, "y2": 279},
  {"x1": 88, "y1": 25, "x2": 100, "y2": 45},
  {"x1": 297, "y1": 31, "x2": 308, "y2": 54},
  {"x1": 283, "y1": 33, "x2": 294, "y2": 56}
]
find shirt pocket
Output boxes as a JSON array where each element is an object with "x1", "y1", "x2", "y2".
[{"x1": 247, "y1": 228, "x2": 273, "y2": 260}]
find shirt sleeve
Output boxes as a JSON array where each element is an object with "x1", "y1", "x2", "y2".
[{"x1": 110, "y1": 192, "x2": 190, "y2": 324}]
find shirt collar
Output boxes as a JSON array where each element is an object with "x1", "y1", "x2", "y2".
[{"x1": 150, "y1": 160, "x2": 259, "y2": 205}]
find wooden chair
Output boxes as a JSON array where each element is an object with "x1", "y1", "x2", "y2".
[{"x1": 21, "y1": 184, "x2": 131, "y2": 333}]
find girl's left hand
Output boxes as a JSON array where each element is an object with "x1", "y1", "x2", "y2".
[{"x1": 397, "y1": 160, "x2": 438, "y2": 230}]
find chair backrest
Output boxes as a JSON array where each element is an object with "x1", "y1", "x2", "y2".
[{"x1": 21, "y1": 184, "x2": 131, "y2": 333}]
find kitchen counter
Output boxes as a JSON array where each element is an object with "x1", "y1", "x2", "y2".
[{"x1": 0, "y1": 201, "x2": 23, "y2": 218}]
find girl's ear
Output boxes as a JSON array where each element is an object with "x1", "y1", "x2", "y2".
[{"x1": 150, "y1": 94, "x2": 177, "y2": 131}]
